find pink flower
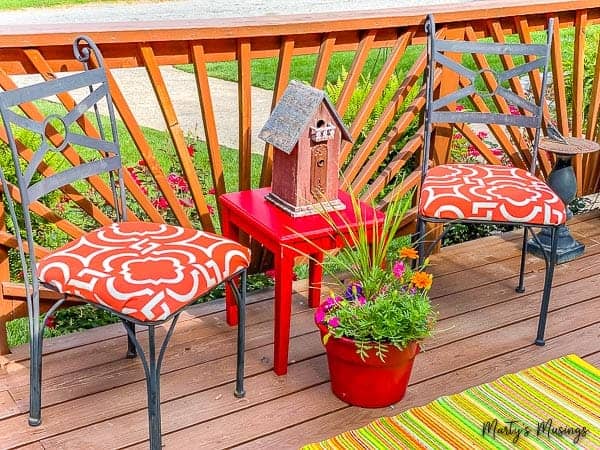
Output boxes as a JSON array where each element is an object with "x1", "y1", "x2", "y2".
[
  {"x1": 323, "y1": 296, "x2": 343, "y2": 311},
  {"x1": 208, "y1": 187, "x2": 216, "y2": 195},
  {"x1": 152, "y1": 196, "x2": 169, "y2": 210},
  {"x1": 455, "y1": 104, "x2": 465, "y2": 111},
  {"x1": 207, "y1": 204, "x2": 215, "y2": 216},
  {"x1": 187, "y1": 143, "x2": 196, "y2": 156},
  {"x1": 393, "y1": 260, "x2": 405, "y2": 279},
  {"x1": 476, "y1": 131, "x2": 488, "y2": 139},
  {"x1": 453, "y1": 133, "x2": 463, "y2": 140},
  {"x1": 492, "y1": 148, "x2": 504, "y2": 156},
  {"x1": 509, "y1": 105, "x2": 520, "y2": 116},
  {"x1": 356, "y1": 296, "x2": 366, "y2": 306},
  {"x1": 467, "y1": 145, "x2": 480, "y2": 157},
  {"x1": 140, "y1": 186, "x2": 148, "y2": 195},
  {"x1": 328, "y1": 317, "x2": 341, "y2": 327},
  {"x1": 137, "y1": 159, "x2": 146, "y2": 167},
  {"x1": 45, "y1": 315, "x2": 56, "y2": 329},
  {"x1": 179, "y1": 198, "x2": 193, "y2": 207},
  {"x1": 315, "y1": 308, "x2": 326, "y2": 324}
]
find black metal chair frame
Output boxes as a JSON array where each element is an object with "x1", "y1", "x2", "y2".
[
  {"x1": 417, "y1": 15, "x2": 560, "y2": 346},
  {"x1": 0, "y1": 36, "x2": 246, "y2": 450}
]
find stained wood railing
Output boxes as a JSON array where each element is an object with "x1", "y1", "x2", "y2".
[{"x1": 1, "y1": 0, "x2": 600, "y2": 352}]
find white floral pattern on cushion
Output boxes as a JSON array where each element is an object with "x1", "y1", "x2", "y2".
[
  {"x1": 37, "y1": 222, "x2": 250, "y2": 322},
  {"x1": 419, "y1": 164, "x2": 566, "y2": 225}
]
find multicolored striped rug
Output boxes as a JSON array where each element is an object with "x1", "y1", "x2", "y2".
[{"x1": 303, "y1": 355, "x2": 600, "y2": 449}]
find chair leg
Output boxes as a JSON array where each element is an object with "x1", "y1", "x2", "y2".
[
  {"x1": 236, "y1": 271, "x2": 246, "y2": 397},
  {"x1": 516, "y1": 227, "x2": 528, "y2": 293},
  {"x1": 416, "y1": 217, "x2": 426, "y2": 267},
  {"x1": 123, "y1": 316, "x2": 180, "y2": 450},
  {"x1": 28, "y1": 325, "x2": 42, "y2": 426},
  {"x1": 535, "y1": 227, "x2": 558, "y2": 346},
  {"x1": 124, "y1": 320, "x2": 137, "y2": 358}
]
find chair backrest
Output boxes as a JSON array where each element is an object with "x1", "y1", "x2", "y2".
[
  {"x1": 422, "y1": 14, "x2": 554, "y2": 180},
  {"x1": 0, "y1": 36, "x2": 126, "y2": 294}
]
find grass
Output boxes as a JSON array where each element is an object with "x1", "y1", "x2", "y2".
[
  {"x1": 0, "y1": 0, "x2": 132, "y2": 9},
  {"x1": 177, "y1": 46, "x2": 424, "y2": 91}
]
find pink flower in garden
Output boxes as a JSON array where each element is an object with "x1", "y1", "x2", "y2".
[
  {"x1": 152, "y1": 196, "x2": 169, "y2": 210},
  {"x1": 509, "y1": 105, "x2": 520, "y2": 115},
  {"x1": 323, "y1": 295, "x2": 342, "y2": 311},
  {"x1": 187, "y1": 143, "x2": 196, "y2": 156},
  {"x1": 453, "y1": 133, "x2": 463, "y2": 140},
  {"x1": 45, "y1": 315, "x2": 56, "y2": 329},
  {"x1": 467, "y1": 145, "x2": 480, "y2": 157},
  {"x1": 476, "y1": 131, "x2": 488, "y2": 139},
  {"x1": 140, "y1": 186, "x2": 148, "y2": 195},
  {"x1": 328, "y1": 317, "x2": 341, "y2": 328},
  {"x1": 492, "y1": 148, "x2": 504, "y2": 156},
  {"x1": 208, "y1": 188, "x2": 216, "y2": 195},
  {"x1": 356, "y1": 296, "x2": 367, "y2": 306},
  {"x1": 137, "y1": 159, "x2": 146, "y2": 166},
  {"x1": 207, "y1": 204, "x2": 215, "y2": 216},
  {"x1": 455, "y1": 105, "x2": 465, "y2": 111},
  {"x1": 393, "y1": 260, "x2": 406, "y2": 279},
  {"x1": 179, "y1": 198, "x2": 193, "y2": 207}
]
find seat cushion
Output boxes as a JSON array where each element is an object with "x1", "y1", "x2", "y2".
[
  {"x1": 37, "y1": 222, "x2": 250, "y2": 322},
  {"x1": 419, "y1": 164, "x2": 566, "y2": 225}
]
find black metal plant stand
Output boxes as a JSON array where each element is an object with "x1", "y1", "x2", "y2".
[{"x1": 527, "y1": 136, "x2": 600, "y2": 264}]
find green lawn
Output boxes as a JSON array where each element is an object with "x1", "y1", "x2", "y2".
[
  {"x1": 0, "y1": 0, "x2": 131, "y2": 9},
  {"x1": 177, "y1": 47, "x2": 424, "y2": 91}
]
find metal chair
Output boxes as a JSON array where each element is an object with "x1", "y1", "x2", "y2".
[
  {"x1": 0, "y1": 36, "x2": 248, "y2": 450},
  {"x1": 418, "y1": 15, "x2": 564, "y2": 345}
]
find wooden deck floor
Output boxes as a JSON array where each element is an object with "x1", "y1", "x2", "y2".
[{"x1": 1, "y1": 212, "x2": 599, "y2": 449}]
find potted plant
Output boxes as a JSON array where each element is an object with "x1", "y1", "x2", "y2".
[{"x1": 312, "y1": 192, "x2": 436, "y2": 408}]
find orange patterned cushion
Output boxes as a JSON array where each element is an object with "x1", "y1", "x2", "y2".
[
  {"x1": 419, "y1": 164, "x2": 566, "y2": 226},
  {"x1": 37, "y1": 222, "x2": 250, "y2": 322}
]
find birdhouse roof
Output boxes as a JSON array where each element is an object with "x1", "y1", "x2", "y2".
[{"x1": 258, "y1": 80, "x2": 352, "y2": 154}]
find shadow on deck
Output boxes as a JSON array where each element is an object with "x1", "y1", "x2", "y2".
[{"x1": 1, "y1": 212, "x2": 599, "y2": 449}]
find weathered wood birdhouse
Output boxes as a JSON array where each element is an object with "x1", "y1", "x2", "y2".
[{"x1": 258, "y1": 80, "x2": 351, "y2": 217}]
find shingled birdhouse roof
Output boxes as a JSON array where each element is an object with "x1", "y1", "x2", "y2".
[{"x1": 258, "y1": 80, "x2": 352, "y2": 154}]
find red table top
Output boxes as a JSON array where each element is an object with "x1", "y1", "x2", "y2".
[{"x1": 219, "y1": 187, "x2": 384, "y2": 245}]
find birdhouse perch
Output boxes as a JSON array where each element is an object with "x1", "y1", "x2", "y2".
[{"x1": 258, "y1": 80, "x2": 351, "y2": 217}]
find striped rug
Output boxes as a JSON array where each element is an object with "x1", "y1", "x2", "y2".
[{"x1": 303, "y1": 355, "x2": 600, "y2": 449}]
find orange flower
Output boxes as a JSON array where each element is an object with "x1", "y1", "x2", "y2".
[
  {"x1": 411, "y1": 271, "x2": 433, "y2": 290},
  {"x1": 399, "y1": 247, "x2": 418, "y2": 260}
]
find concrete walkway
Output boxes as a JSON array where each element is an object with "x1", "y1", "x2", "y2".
[{"x1": 13, "y1": 66, "x2": 273, "y2": 153}]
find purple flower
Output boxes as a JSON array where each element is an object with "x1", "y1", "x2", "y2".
[
  {"x1": 315, "y1": 308, "x2": 326, "y2": 324},
  {"x1": 323, "y1": 295, "x2": 342, "y2": 312},
  {"x1": 329, "y1": 317, "x2": 341, "y2": 327},
  {"x1": 393, "y1": 260, "x2": 405, "y2": 279},
  {"x1": 344, "y1": 281, "x2": 363, "y2": 300}
]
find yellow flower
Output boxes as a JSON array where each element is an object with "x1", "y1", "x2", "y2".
[
  {"x1": 411, "y1": 271, "x2": 433, "y2": 290},
  {"x1": 399, "y1": 247, "x2": 419, "y2": 260}
]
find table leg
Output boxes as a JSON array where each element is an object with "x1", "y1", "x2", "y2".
[
  {"x1": 308, "y1": 252, "x2": 324, "y2": 308},
  {"x1": 273, "y1": 247, "x2": 294, "y2": 375},
  {"x1": 221, "y1": 208, "x2": 240, "y2": 326}
]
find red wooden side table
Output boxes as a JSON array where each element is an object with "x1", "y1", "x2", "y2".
[{"x1": 218, "y1": 187, "x2": 384, "y2": 375}]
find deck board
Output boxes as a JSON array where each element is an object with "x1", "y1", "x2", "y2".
[{"x1": 1, "y1": 211, "x2": 599, "y2": 449}]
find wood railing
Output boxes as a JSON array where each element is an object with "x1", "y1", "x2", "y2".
[{"x1": 0, "y1": 0, "x2": 600, "y2": 351}]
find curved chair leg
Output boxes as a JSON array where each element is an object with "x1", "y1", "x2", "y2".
[
  {"x1": 516, "y1": 227, "x2": 528, "y2": 293},
  {"x1": 228, "y1": 270, "x2": 246, "y2": 398},
  {"x1": 29, "y1": 298, "x2": 65, "y2": 426},
  {"x1": 124, "y1": 320, "x2": 137, "y2": 359},
  {"x1": 535, "y1": 227, "x2": 558, "y2": 346},
  {"x1": 124, "y1": 315, "x2": 180, "y2": 450}
]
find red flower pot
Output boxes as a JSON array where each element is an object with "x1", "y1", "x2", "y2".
[{"x1": 316, "y1": 314, "x2": 420, "y2": 408}]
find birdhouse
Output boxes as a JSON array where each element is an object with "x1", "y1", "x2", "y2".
[{"x1": 258, "y1": 80, "x2": 352, "y2": 217}]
